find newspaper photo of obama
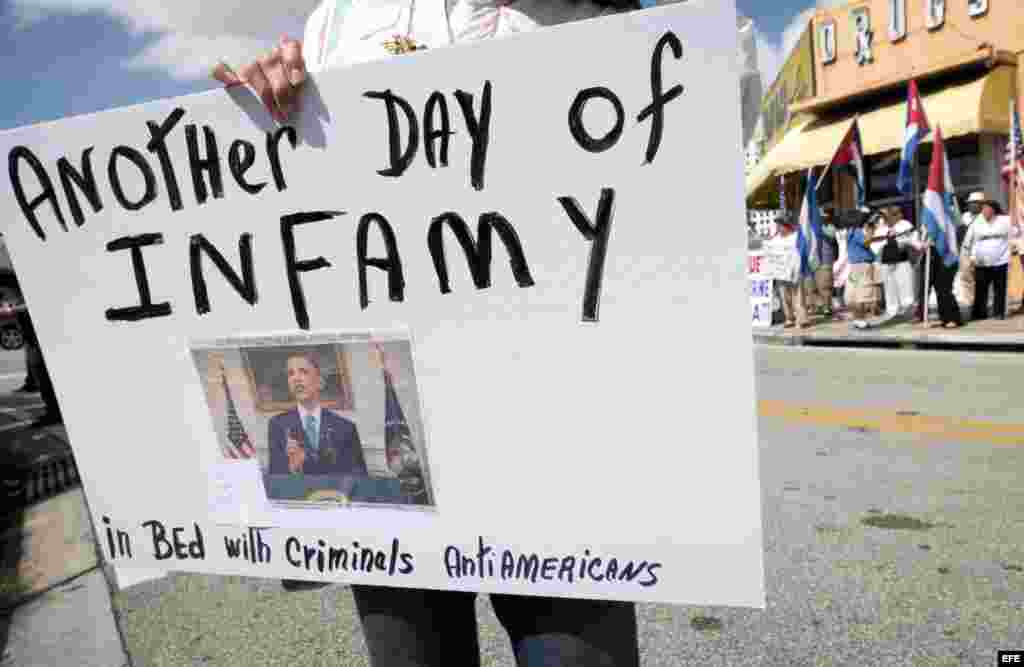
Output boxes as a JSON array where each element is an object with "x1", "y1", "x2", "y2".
[{"x1": 191, "y1": 332, "x2": 435, "y2": 509}]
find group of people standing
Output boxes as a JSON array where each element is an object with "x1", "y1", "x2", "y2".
[
  {"x1": 765, "y1": 191, "x2": 1021, "y2": 330},
  {"x1": 766, "y1": 215, "x2": 838, "y2": 329}
]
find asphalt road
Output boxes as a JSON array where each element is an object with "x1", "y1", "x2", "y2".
[
  {"x1": 0, "y1": 349, "x2": 26, "y2": 391},
  {"x1": 113, "y1": 345, "x2": 1024, "y2": 666}
]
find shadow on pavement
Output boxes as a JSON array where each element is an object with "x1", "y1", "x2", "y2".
[
  {"x1": 0, "y1": 386, "x2": 71, "y2": 660},
  {"x1": 0, "y1": 441, "x2": 30, "y2": 660}
]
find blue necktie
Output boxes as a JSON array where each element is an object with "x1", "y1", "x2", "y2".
[{"x1": 304, "y1": 415, "x2": 319, "y2": 460}]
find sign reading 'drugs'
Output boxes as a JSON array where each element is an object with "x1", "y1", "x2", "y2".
[{"x1": 0, "y1": 0, "x2": 763, "y2": 607}]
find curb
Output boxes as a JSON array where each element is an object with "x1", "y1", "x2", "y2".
[
  {"x1": 753, "y1": 331, "x2": 1024, "y2": 352},
  {"x1": 0, "y1": 564, "x2": 99, "y2": 614},
  {"x1": 2, "y1": 454, "x2": 80, "y2": 511}
]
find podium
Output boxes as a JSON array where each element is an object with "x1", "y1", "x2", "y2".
[{"x1": 263, "y1": 474, "x2": 411, "y2": 505}]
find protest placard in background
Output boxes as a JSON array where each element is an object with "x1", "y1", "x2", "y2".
[
  {"x1": 0, "y1": 0, "x2": 764, "y2": 607},
  {"x1": 757, "y1": 243, "x2": 796, "y2": 282},
  {"x1": 748, "y1": 253, "x2": 775, "y2": 328}
]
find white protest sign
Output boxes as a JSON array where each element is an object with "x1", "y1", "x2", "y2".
[
  {"x1": 748, "y1": 253, "x2": 775, "y2": 328},
  {"x1": 0, "y1": 1, "x2": 763, "y2": 607},
  {"x1": 758, "y1": 243, "x2": 795, "y2": 282}
]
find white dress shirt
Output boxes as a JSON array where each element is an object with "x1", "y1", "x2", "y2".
[{"x1": 964, "y1": 215, "x2": 1019, "y2": 268}]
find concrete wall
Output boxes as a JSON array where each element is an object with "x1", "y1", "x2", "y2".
[{"x1": 978, "y1": 133, "x2": 1009, "y2": 209}]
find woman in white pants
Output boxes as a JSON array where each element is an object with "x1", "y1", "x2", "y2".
[{"x1": 874, "y1": 206, "x2": 916, "y2": 318}]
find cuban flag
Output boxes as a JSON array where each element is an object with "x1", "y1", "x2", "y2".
[
  {"x1": 920, "y1": 126, "x2": 960, "y2": 267},
  {"x1": 819, "y1": 118, "x2": 866, "y2": 207},
  {"x1": 940, "y1": 129, "x2": 963, "y2": 229},
  {"x1": 897, "y1": 80, "x2": 930, "y2": 195},
  {"x1": 797, "y1": 167, "x2": 823, "y2": 277}
]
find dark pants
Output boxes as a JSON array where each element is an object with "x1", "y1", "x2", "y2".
[
  {"x1": 26, "y1": 343, "x2": 60, "y2": 419},
  {"x1": 350, "y1": 586, "x2": 639, "y2": 667},
  {"x1": 972, "y1": 264, "x2": 1008, "y2": 320},
  {"x1": 917, "y1": 251, "x2": 961, "y2": 325}
]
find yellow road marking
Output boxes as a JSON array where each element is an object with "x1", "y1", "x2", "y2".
[{"x1": 758, "y1": 400, "x2": 1024, "y2": 446}]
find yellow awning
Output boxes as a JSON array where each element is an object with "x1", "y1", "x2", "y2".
[
  {"x1": 746, "y1": 65, "x2": 1016, "y2": 203},
  {"x1": 745, "y1": 122, "x2": 810, "y2": 207}
]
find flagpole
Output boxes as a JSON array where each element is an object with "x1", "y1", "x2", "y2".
[
  {"x1": 1006, "y1": 100, "x2": 1017, "y2": 316},
  {"x1": 814, "y1": 164, "x2": 830, "y2": 193},
  {"x1": 915, "y1": 154, "x2": 930, "y2": 327}
]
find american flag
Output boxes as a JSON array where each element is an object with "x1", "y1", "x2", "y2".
[
  {"x1": 1003, "y1": 100, "x2": 1024, "y2": 224},
  {"x1": 222, "y1": 370, "x2": 256, "y2": 460}
]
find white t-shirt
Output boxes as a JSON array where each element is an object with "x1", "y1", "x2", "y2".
[
  {"x1": 299, "y1": 0, "x2": 760, "y2": 144},
  {"x1": 303, "y1": 0, "x2": 633, "y2": 72}
]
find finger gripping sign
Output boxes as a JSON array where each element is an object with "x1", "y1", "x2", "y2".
[{"x1": 0, "y1": 1, "x2": 764, "y2": 607}]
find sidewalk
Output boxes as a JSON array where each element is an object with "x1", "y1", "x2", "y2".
[
  {"x1": 0, "y1": 381, "x2": 129, "y2": 667},
  {"x1": 754, "y1": 307, "x2": 1024, "y2": 350}
]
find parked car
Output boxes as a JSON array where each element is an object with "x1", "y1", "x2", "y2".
[{"x1": 0, "y1": 268, "x2": 25, "y2": 351}]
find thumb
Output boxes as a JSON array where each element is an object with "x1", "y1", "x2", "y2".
[{"x1": 212, "y1": 61, "x2": 244, "y2": 88}]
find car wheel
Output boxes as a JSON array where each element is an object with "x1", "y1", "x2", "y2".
[{"x1": 0, "y1": 325, "x2": 24, "y2": 350}]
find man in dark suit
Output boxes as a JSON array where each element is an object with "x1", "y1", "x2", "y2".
[{"x1": 267, "y1": 351, "x2": 367, "y2": 477}]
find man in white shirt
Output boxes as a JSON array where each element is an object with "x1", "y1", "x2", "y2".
[{"x1": 963, "y1": 195, "x2": 1019, "y2": 320}]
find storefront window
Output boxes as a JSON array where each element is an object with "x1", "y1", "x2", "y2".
[
  {"x1": 968, "y1": 0, "x2": 988, "y2": 18},
  {"x1": 818, "y1": 20, "x2": 836, "y2": 64},
  {"x1": 866, "y1": 135, "x2": 982, "y2": 204},
  {"x1": 925, "y1": 0, "x2": 945, "y2": 30},
  {"x1": 888, "y1": 0, "x2": 906, "y2": 41}
]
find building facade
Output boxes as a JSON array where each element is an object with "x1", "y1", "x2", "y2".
[{"x1": 747, "y1": 0, "x2": 1023, "y2": 213}]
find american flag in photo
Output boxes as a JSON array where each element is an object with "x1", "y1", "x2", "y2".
[
  {"x1": 1003, "y1": 100, "x2": 1024, "y2": 224},
  {"x1": 222, "y1": 370, "x2": 256, "y2": 460}
]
